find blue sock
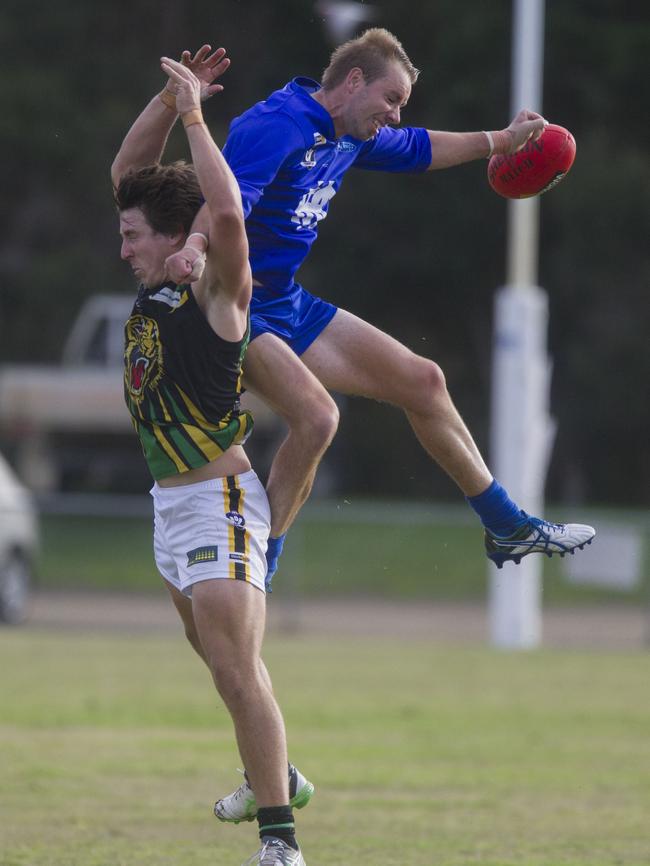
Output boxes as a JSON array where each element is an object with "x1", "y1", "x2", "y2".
[
  {"x1": 265, "y1": 533, "x2": 286, "y2": 593},
  {"x1": 466, "y1": 479, "x2": 528, "y2": 537}
]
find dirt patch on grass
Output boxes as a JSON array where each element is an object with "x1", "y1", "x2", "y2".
[{"x1": 21, "y1": 590, "x2": 650, "y2": 650}]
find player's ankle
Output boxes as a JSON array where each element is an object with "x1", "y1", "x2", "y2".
[{"x1": 258, "y1": 805, "x2": 298, "y2": 850}]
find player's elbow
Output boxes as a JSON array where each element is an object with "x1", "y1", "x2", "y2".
[
  {"x1": 210, "y1": 207, "x2": 245, "y2": 237},
  {"x1": 110, "y1": 156, "x2": 125, "y2": 189}
]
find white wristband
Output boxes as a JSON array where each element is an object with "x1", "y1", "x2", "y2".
[
  {"x1": 187, "y1": 232, "x2": 208, "y2": 248},
  {"x1": 483, "y1": 130, "x2": 495, "y2": 158}
]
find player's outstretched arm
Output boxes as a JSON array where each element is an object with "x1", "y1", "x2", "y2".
[
  {"x1": 111, "y1": 45, "x2": 230, "y2": 189},
  {"x1": 426, "y1": 109, "x2": 547, "y2": 170},
  {"x1": 161, "y1": 57, "x2": 251, "y2": 326}
]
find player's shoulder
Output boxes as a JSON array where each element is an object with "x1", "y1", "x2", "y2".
[{"x1": 229, "y1": 78, "x2": 322, "y2": 149}]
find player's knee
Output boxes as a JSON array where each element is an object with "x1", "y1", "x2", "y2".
[
  {"x1": 211, "y1": 660, "x2": 258, "y2": 707},
  {"x1": 309, "y1": 395, "x2": 339, "y2": 450},
  {"x1": 413, "y1": 357, "x2": 447, "y2": 401},
  {"x1": 290, "y1": 391, "x2": 339, "y2": 453}
]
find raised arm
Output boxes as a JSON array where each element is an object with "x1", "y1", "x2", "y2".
[
  {"x1": 167, "y1": 102, "x2": 304, "y2": 286},
  {"x1": 111, "y1": 45, "x2": 230, "y2": 188},
  {"x1": 161, "y1": 57, "x2": 251, "y2": 335},
  {"x1": 427, "y1": 109, "x2": 547, "y2": 170}
]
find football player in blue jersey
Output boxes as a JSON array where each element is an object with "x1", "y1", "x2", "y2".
[{"x1": 169, "y1": 28, "x2": 594, "y2": 597}]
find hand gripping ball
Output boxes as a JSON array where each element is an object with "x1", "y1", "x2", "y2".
[{"x1": 488, "y1": 123, "x2": 576, "y2": 199}]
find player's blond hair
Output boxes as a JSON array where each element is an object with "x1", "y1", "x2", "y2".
[{"x1": 321, "y1": 28, "x2": 420, "y2": 90}]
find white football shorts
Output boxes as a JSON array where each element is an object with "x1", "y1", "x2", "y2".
[{"x1": 151, "y1": 470, "x2": 271, "y2": 597}]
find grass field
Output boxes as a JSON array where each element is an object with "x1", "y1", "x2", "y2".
[
  {"x1": 36, "y1": 502, "x2": 649, "y2": 605},
  {"x1": 2, "y1": 627, "x2": 649, "y2": 865}
]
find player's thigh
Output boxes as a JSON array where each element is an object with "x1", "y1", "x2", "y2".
[
  {"x1": 243, "y1": 332, "x2": 336, "y2": 423},
  {"x1": 191, "y1": 578, "x2": 267, "y2": 670},
  {"x1": 301, "y1": 308, "x2": 438, "y2": 407},
  {"x1": 164, "y1": 579, "x2": 200, "y2": 639},
  {"x1": 165, "y1": 579, "x2": 194, "y2": 627}
]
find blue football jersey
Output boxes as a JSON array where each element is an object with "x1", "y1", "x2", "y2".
[{"x1": 223, "y1": 77, "x2": 432, "y2": 293}]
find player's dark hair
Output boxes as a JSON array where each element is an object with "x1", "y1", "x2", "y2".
[
  {"x1": 114, "y1": 161, "x2": 202, "y2": 236},
  {"x1": 321, "y1": 27, "x2": 420, "y2": 90}
]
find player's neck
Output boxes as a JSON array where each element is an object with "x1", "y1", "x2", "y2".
[{"x1": 311, "y1": 87, "x2": 346, "y2": 139}]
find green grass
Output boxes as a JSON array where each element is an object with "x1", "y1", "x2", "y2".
[
  {"x1": 36, "y1": 503, "x2": 649, "y2": 605},
  {"x1": 1, "y1": 628, "x2": 649, "y2": 865}
]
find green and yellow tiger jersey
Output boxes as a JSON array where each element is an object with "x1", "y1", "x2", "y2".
[{"x1": 123, "y1": 282, "x2": 253, "y2": 480}]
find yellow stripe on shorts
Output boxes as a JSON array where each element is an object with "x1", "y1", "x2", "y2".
[{"x1": 222, "y1": 475, "x2": 250, "y2": 582}]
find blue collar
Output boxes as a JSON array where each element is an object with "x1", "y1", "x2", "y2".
[{"x1": 287, "y1": 77, "x2": 337, "y2": 140}]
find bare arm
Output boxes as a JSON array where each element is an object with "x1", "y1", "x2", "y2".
[
  {"x1": 161, "y1": 58, "x2": 250, "y2": 322},
  {"x1": 427, "y1": 109, "x2": 547, "y2": 170},
  {"x1": 111, "y1": 92, "x2": 178, "y2": 188},
  {"x1": 111, "y1": 45, "x2": 230, "y2": 188}
]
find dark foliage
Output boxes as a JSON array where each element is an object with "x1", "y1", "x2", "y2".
[{"x1": 2, "y1": 0, "x2": 648, "y2": 504}]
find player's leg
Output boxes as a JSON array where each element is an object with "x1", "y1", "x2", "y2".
[
  {"x1": 301, "y1": 308, "x2": 491, "y2": 495},
  {"x1": 163, "y1": 574, "x2": 314, "y2": 824},
  {"x1": 243, "y1": 332, "x2": 339, "y2": 537},
  {"x1": 164, "y1": 579, "x2": 206, "y2": 661},
  {"x1": 192, "y1": 579, "x2": 306, "y2": 863},
  {"x1": 301, "y1": 309, "x2": 595, "y2": 563},
  {"x1": 164, "y1": 579, "x2": 277, "y2": 688},
  {"x1": 191, "y1": 580, "x2": 287, "y2": 805},
  {"x1": 159, "y1": 472, "x2": 313, "y2": 855}
]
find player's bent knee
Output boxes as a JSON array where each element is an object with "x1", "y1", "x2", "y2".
[
  {"x1": 413, "y1": 358, "x2": 448, "y2": 401},
  {"x1": 288, "y1": 391, "x2": 339, "y2": 450},
  {"x1": 310, "y1": 396, "x2": 339, "y2": 448}
]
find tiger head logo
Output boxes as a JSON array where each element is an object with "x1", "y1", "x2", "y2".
[{"x1": 124, "y1": 315, "x2": 163, "y2": 403}]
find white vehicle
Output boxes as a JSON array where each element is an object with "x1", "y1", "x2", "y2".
[{"x1": 0, "y1": 452, "x2": 39, "y2": 624}]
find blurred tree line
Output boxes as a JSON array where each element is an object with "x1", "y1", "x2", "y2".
[{"x1": 1, "y1": 0, "x2": 648, "y2": 506}]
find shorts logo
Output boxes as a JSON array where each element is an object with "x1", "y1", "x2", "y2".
[
  {"x1": 187, "y1": 545, "x2": 219, "y2": 567},
  {"x1": 229, "y1": 552, "x2": 250, "y2": 563},
  {"x1": 225, "y1": 510, "x2": 246, "y2": 528}
]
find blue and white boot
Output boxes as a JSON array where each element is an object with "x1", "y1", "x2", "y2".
[{"x1": 485, "y1": 515, "x2": 595, "y2": 568}]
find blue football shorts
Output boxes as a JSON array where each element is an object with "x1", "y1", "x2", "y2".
[{"x1": 249, "y1": 282, "x2": 337, "y2": 356}]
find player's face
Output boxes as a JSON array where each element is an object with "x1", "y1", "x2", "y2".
[
  {"x1": 343, "y1": 62, "x2": 411, "y2": 140},
  {"x1": 119, "y1": 208, "x2": 181, "y2": 288}
]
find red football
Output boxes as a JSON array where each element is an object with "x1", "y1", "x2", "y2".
[{"x1": 487, "y1": 123, "x2": 576, "y2": 199}]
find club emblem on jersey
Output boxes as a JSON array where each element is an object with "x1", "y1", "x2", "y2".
[
  {"x1": 300, "y1": 132, "x2": 328, "y2": 168},
  {"x1": 291, "y1": 180, "x2": 337, "y2": 230},
  {"x1": 225, "y1": 510, "x2": 246, "y2": 528},
  {"x1": 124, "y1": 314, "x2": 163, "y2": 403}
]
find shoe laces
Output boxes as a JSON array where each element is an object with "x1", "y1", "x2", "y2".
[
  {"x1": 243, "y1": 837, "x2": 297, "y2": 866},
  {"x1": 528, "y1": 515, "x2": 565, "y2": 536},
  {"x1": 230, "y1": 768, "x2": 252, "y2": 802}
]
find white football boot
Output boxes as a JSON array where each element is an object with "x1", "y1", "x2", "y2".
[
  {"x1": 215, "y1": 764, "x2": 314, "y2": 824},
  {"x1": 241, "y1": 837, "x2": 306, "y2": 866},
  {"x1": 485, "y1": 514, "x2": 595, "y2": 568}
]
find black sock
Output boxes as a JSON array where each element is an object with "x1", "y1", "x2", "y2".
[{"x1": 257, "y1": 805, "x2": 298, "y2": 851}]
